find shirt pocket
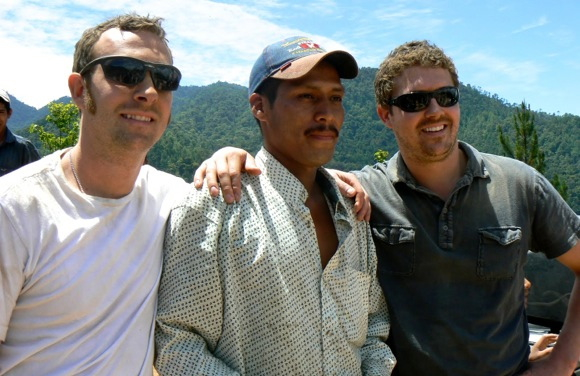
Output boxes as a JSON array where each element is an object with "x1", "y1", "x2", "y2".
[
  {"x1": 477, "y1": 227, "x2": 522, "y2": 279},
  {"x1": 371, "y1": 225, "x2": 416, "y2": 276}
]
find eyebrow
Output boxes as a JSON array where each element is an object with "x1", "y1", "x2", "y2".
[{"x1": 299, "y1": 82, "x2": 345, "y2": 93}]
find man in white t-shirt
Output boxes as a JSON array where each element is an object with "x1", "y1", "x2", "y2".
[{"x1": 0, "y1": 13, "x2": 188, "y2": 375}]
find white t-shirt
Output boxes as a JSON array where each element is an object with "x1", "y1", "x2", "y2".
[{"x1": 0, "y1": 150, "x2": 188, "y2": 375}]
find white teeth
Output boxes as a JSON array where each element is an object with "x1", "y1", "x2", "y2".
[
  {"x1": 124, "y1": 114, "x2": 152, "y2": 122},
  {"x1": 425, "y1": 125, "x2": 444, "y2": 132}
]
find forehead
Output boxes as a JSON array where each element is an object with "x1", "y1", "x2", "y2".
[
  {"x1": 394, "y1": 66, "x2": 453, "y2": 93},
  {"x1": 92, "y1": 28, "x2": 172, "y2": 64},
  {"x1": 279, "y1": 61, "x2": 344, "y2": 91}
]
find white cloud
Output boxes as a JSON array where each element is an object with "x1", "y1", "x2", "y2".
[
  {"x1": 463, "y1": 52, "x2": 543, "y2": 86},
  {"x1": 0, "y1": 36, "x2": 71, "y2": 108},
  {"x1": 512, "y1": 16, "x2": 548, "y2": 34},
  {"x1": 457, "y1": 51, "x2": 547, "y2": 111},
  {"x1": 2, "y1": 0, "x2": 366, "y2": 107},
  {"x1": 3, "y1": 0, "x2": 580, "y2": 116}
]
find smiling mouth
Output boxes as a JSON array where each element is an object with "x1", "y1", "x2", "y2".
[
  {"x1": 423, "y1": 124, "x2": 445, "y2": 132},
  {"x1": 123, "y1": 114, "x2": 153, "y2": 122}
]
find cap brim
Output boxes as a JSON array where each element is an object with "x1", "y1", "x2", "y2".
[{"x1": 271, "y1": 50, "x2": 358, "y2": 81}]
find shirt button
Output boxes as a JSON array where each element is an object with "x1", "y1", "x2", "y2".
[{"x1": 443, "y1": 225, "x2": 448, "y2": 231}]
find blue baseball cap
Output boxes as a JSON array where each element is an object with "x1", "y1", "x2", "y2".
[{"x1": 249, "y1": 36, "x2": 358, "y2": 96}]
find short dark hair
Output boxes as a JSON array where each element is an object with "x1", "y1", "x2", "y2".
[
  {"x1": 256, "y1": 77, "x2": 281, "y2": 104},
  {"x1": 253, "y1": 77, "x2": 281, "y2": 127},
  {"x1": 72, "y1": 13, "x2": 170, "y2": 74},
  {"x1": 0, "y1": 98, "x2": 10, "y2": 112}
]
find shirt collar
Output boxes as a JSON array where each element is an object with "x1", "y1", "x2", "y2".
[
  {"x1": 385, "y1": 141, "x2": 490, "y2": 186},
  {"x1": 255, "y1": 147, "x2": 349, "y2": 218}
]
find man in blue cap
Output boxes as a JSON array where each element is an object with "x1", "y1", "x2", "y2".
[
  {"x1": 0, "y1": 89, "x2": 40, "y2": 176},
  {"x1": 194, "y1": 40, "x2": 580, "y2": 376},
  {"x1": 154, "y1": 36, "x2": 396, "y2": 375}
]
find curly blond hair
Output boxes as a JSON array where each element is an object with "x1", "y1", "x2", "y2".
[{"x1": 374, "y1": 40, "x2": 459, "y2": 107}]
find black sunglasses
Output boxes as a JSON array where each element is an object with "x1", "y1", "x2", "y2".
[
  {"x1": 79, "y1": 55, "x2": 182, "y2": 91},
  {"x1": 388, "y1": 86, "x2": 459, "y2": 112}
]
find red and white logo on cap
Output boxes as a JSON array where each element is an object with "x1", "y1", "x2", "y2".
[{"x1": 299, "y1": 42, "x2": 321, "y2": 49}]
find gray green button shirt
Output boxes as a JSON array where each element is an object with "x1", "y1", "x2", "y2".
[{"x1": 357, "y1": 141, "x2": 579, "y2": 376}]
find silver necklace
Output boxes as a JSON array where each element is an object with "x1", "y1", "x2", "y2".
[{"x1": 69, "y1": 149, "x2": 85, "y2": 193}]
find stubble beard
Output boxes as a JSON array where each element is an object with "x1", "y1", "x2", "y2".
[
  {"x1": 82, "y1": 86, "x2": 168, "y2": 152},
  {"x1": 396, "y1": 124, "x2": 459, "y2": 165}
]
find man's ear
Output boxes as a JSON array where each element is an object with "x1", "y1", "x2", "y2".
[
  {"x1": 249, "y1": 93, "x2": 266, "y2": 121},
  {"x1": 7, "y1": 109, "x2": 12, "y2": 119},
  {"x1": 377, "y1": 105, "x2": 393, "y2": 129},
  {"x1": 68, "y1": 73, "x2": 86, "y2": 110}
]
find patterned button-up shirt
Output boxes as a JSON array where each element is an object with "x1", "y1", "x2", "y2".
[{"x1": 155, "y1": 148, "x2": 395, "y2": 376}]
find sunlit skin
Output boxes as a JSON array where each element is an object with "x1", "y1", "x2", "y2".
[
  {"x1": 66, "y1": 28, "x2": 175, "y2": 198},
  {"x1": 251, "y1": 61, "x2": 345, "y2": 186},
  {"x1": 378, "y1": 66, "x2": 461, "y2": 166},
  {"x1": 377, "y1": 66, "x2": 464, "y2": 199},
  {"x1": 0, "y1": 102, "x2": 11, "y2": 143},
  {"x1": 250, "y1": 61, "x2": 346, "y2": 265},
  {"x1": 75, "y1": 28, "x2": 174, "y2": 156}
]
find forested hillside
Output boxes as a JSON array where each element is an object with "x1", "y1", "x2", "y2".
[
  {"x1": 148, "y1": 67, "x2": 579, "y2": 211},
  {"x1": 12, "y1": 67, "x2": 579, "y2": 211}
]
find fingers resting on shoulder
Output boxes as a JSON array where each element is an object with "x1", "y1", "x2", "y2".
[
  {"x1": 327, "y1": 169, "x2": 371, "y2": 222},
  {"x1": 192, "y1": 147, "x2": 261, "y2": 203}
]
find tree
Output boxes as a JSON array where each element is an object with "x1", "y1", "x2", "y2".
[
  {"x1": 498, "y1": 101, "x2": 546, "y2": 172},
  {"x1": 550, "y1": 174, "x2": 569, "y2": 202},
  {"x1": 373, "y1": 149, "x2": 390, "y2": 164},
  {"x1": 497, "y1": 101, "x2": 569, "y2": 201},
  {"x1": 29, "y1": 102, "x2": 80, "y2": 153}
]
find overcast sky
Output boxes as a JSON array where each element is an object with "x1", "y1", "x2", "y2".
[{"x1": 2, "y1": 0, "x2": 579, "y2": 116}]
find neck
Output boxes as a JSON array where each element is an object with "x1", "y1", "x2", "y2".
[
  {"x1": 64, "y1": 144, "x2": 146, "y2": 199},
  {"x1": 292, "y1": 167, "x2": 320, "y2": 196},
  {"x1": 402, "y1": 147, "x2": 467, "y2": 200},
  {"x1": 0, "y1": 127, "x2": 7, "y2": 143}
]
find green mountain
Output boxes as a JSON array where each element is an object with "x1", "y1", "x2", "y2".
[
  {"x1": 149, "y1": 67, "x2": 579, "y2": 211},
  {"x1": 10, "y1": 67, "x2": 580, "y2": 211},
  {"x1": 10, "y1": 96, "x2": 71, "y2": 131}
]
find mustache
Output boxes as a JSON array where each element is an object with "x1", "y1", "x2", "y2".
[
  {"x1": 304, "y1": 125, "x2": 340, "y2": 137},
  {"x1": 418, "y1": 115, "x2": 454, "y2": 128}
]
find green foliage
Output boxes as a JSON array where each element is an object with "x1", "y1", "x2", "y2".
[
  {"x1": 148, "y1": 76, "x2": 578, "y2": 211},
  {"x1": 14, "y1": 68, "x2": 579, "y2": 212},
  {"x1": 147, "y1": 82, "x2": 260, "y2": 179},
  {"x1": 333, "y1": 68, "x2": 396, "y2": 171},
  {"x1": 498, "y1": 101, "x2": 545, "y2": 172},
  {"x1": 497, "y1": 101, "x2": 569, "y2": 201},
  {"x1": 29, "y1": 102, "x2": 79, "y2": 153},
  {"x1": 373, "y1": 149, "x2": 390, "y2": 164},
  {"x1": 551, "y1": 174, "x2": 570, "y2": 202}
]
